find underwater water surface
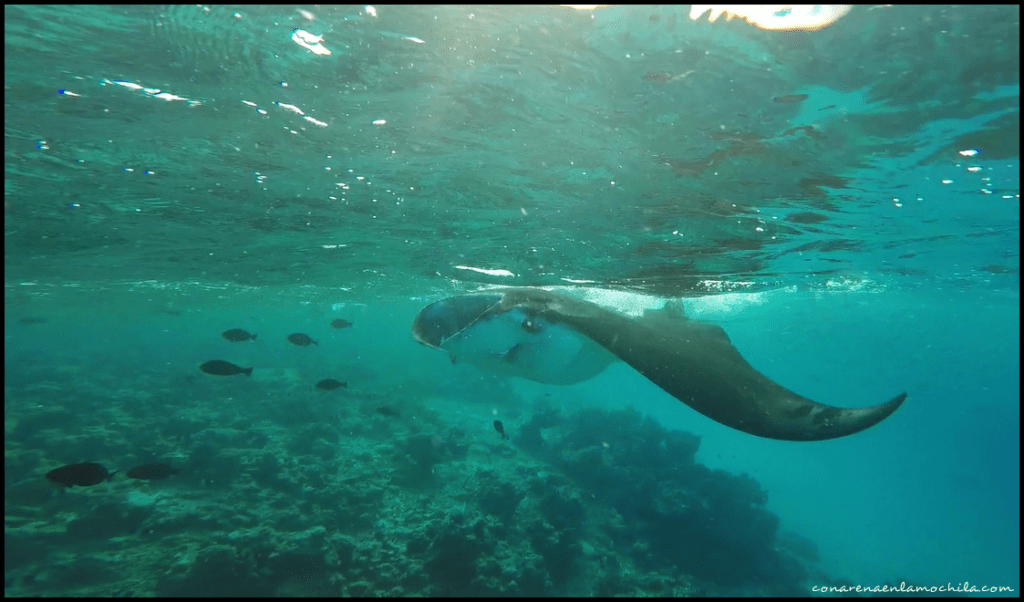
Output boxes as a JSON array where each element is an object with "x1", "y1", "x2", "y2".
[{"x1": 4, "y1": 5, "x2": 1019, "y2": 597}]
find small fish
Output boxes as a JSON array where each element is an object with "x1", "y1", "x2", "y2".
[
  {"x1": 773, "y1": 93, "x2": 809, "y2": 103},
  {"x1": 316, "y1": 378, "x2": 347, "y2": 390},
  {"x1": 493, "y1": 420, "x2": 509, "y2": 440},
  {"x1": 287, "y1": 333, "x2": 318, "y2": 346},
  {"x1": 643, "y1": 70, "x2": 695, "y2": 83},
  {"x1": 199, "y1": 360, "x2": 253, "y2": 376},
  {"x1": 126, "y1": 463, "x2": 180, "y2": 481},
  {"x1": 643, "y1": 71, "x2": 672, "y2": 82},
  {"x1": 45, "y1": 462, "x2": 120, "y2": 488},
  {"x1": 330, "y1": 318, "x2": 353, "y2": 329},
  {"x1": 376, "y1": 406, "x2": 400, "y2": 417},
  {"x1": 781, "y1": 125, "x2": 817, "y2": 137},
  {"x1": 222, "y1": 328, "x2": 257, "y2": 342},
  {"x1": 16, "y1": 316, "x2": 47, "y2": 325}
]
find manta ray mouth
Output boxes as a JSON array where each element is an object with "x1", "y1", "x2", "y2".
[{"x1": 412, "y1": 293, "x2": 502, "y2": 349}]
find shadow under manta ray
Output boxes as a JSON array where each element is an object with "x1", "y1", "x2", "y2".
[{"x1": 412, "y1": 287, "x2": 906, "y2": 442}]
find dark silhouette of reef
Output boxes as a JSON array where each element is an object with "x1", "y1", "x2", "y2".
[{"x1": 516, "y1": 403, "x2": 810, "y2": 594}]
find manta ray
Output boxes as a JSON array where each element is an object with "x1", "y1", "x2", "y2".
[{"x1": 412, "y1": 287, "x2": 906, "y2": 441}]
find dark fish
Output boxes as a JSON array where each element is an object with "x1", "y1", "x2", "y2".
[
  {"x1": 316, "y1": 378, "x2": 347, "y2": 390},
  {"x1": 376, "y1": 406, "x2": 400, "y2": 417},
  {"x1": 126, "y1": 463, "x2": 180, "y2": 481},
  {"x1": 199, "y1": 360, "x2": 253, "y2": 376},
  {"x1": 330, "y1": 318, "x2": 353, "y2": 329},
  {"x1": 773, "y1": 93, "x2": 809, "y2": 103},
  {"x1": 222, "y1": 328, "x2": 257, "y2": 342},
  {"x1": 643, "y1": 71, "x2": 672, "y2": 82},
  {"x1": 45, "y1": 462, "x2": 120, "y2": 488},
  {"x1": 643, "y1": 70, "x2": 695, "y2": 83},
  {"x1": 781, "y1": 125, "x2": 817, "y2": 137},
  {"x1": 493, "y1": 420, "x2": 509, "y2": 440},
  {"x1": 17, "y1": 316, "x2": 47, "y2": 325},
  {"x1": 287, "y1": 333, "x2": 318, "y2": 346}
]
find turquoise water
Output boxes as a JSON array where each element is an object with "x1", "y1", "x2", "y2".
[{"x1": 4, "y1": 5, "x2": 1019, "y2": 597}]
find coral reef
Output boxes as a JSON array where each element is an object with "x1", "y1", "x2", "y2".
[{"x1": 6, "y1": 376, "x2": 847, "y2": 597}]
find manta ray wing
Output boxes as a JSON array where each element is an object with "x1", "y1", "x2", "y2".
[{"x1": 414, "y1": 288, "x2": 906, "y2": 442}]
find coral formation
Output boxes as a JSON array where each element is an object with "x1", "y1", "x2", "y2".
[{"x1": 7, "y1": 379, "x2": 847, "y2": 596}]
